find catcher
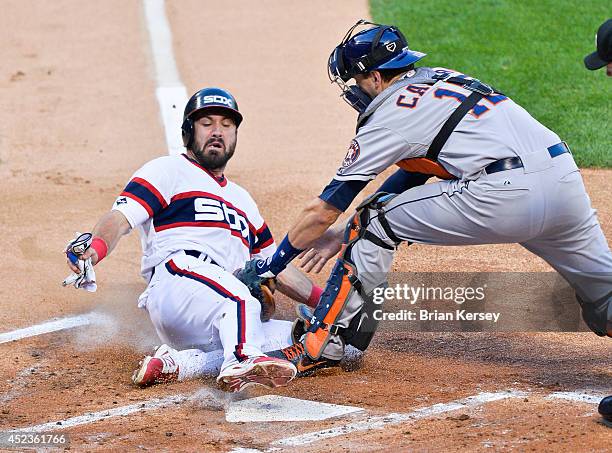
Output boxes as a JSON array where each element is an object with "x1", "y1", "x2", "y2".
[
  {"x1": 236, "y1": 21, "x2": 612, "y2": 373},
  {"x1": 64, "y1": 87, "x2": 323, "y2": 393}
]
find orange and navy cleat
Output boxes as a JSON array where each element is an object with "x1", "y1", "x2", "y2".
[{"x1": 267, "y1": 342, "x2": 339, "y2": 377}]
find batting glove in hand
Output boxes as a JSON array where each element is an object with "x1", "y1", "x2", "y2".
[
  {"x1": 62, "y1": 232, "x2": 97, "y2": 292},
  {"x1": 234, "y1": 259, "x2": 276, "y2": 322}
]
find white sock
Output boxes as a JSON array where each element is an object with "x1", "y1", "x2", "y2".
[
  {"x1": 176, "y1": 348, "x2": 223, "y2": 380},
  {"x1": 175, "y1": 319, "x2": 294, "y2": 380},
  {"x1": 173, "y1": 320, "x2": 364, "y2": 380}
]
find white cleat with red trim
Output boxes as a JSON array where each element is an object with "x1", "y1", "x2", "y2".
[
  {"x1": 216, "y1": 355, "x2": 297, "y2": 393},
  {"x1": 132, "y1": 344, "x2": 180, "y2": 387}
]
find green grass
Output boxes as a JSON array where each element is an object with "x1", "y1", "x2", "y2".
[{"x1": 370, "y1": 0, "x2": 611, "y2": 167}]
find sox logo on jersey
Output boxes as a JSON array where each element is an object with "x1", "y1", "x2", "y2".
[
  {"x1": 112, "y1": 154, "x2": 275, "y2": 276},
  {"x1": 194, "y1": 197, "x2": 249, "y2": 239}
]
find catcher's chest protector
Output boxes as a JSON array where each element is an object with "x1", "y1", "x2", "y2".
[{"x1": 396, "y1": 158, "x2": 455, "y2": 180}]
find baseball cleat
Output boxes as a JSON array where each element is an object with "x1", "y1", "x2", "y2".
[
  {"x1": 599, "y1": 395, "x2": 612, "y2": 423},
  {"x1": 216, "y1": 356, "x2": 297, "y2": 393},
  {"x1": 267, "y1": 342, "x2": 340, "y2": 377},
  {"x1": 132, "y1": 344, "x2": 179, "y2": 387}
]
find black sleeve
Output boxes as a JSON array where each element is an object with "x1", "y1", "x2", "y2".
[
  {"x1": 318, "y1": 178, "x2": 369, "y2": 212},
  {"x1": 377, "y1": 169, "x2": 431, "y2": 194}
]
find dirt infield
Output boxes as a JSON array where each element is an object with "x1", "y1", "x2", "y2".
[{"x1": 0, "y1": 1, "x2": 610, "y2": 451}]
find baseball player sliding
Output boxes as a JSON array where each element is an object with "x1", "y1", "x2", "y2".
[
  {"x1": 236, "y1": 20, "x2": 612, "y2": 374},
  {"x1": 64, "y1": 88, "x2": 324, "y2": 393}
]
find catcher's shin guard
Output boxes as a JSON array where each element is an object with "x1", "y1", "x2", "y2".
[
  {"x1": 342, "y1": 285, "x2": 386, "y2": 351},
  {"x1": 290, "y1": 304, "x2": 314, "y2": 344},
  {"x1": 303, "y1": 192, "x2": 400, "y2": 360}
]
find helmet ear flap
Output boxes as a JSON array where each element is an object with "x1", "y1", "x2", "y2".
[{"x1": 182, "y1": 117, "x2": 194, "y2": 149}]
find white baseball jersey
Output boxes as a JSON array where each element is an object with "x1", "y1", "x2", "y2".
[
  {"x1": 335, "y1": 67, "x2": 561, "y2": 181},
  {"x1": 112, "y1": 153, "x2": 275, "y2": 279}
]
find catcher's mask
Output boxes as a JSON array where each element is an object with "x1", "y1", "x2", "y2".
[
  {"x1": 327, "y1": 19, "x2": 426, "y2": 113},
  {"x1": 181, "y1": 87, "x2": 243, "y2": 149}
]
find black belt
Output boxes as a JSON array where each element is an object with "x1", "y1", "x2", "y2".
[
  {"x1": 150, "y1": 250, "x2": 219, "y2": 281},
  {"x1": 184, "y1": 250, "x2": 220, "y2": 266},
  {"x1": 484, "y1": 142, "x2": 571, "y2": 175}
]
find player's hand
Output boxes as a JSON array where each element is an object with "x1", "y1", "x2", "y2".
[
  {"x1": 63, "y1": 232, "x2": 99, "y2": 291},
  {"x1": 234, "y1": 259, "x2": 277, "y2": 321},
  {"x1": 234, "y1": 259, "x2": 272, "y2": 286},
  {"x1": 298, "y1": 227, "x2": 343, "y2": 273},
  {"x1": 65, "y1": 232, "x2": 98, "y2": 273},
  {"x1": 66, "y1": 248, "x2": 99, "y2": 272}
]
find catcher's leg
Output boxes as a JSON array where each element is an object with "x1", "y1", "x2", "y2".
[
  {"x1": 301, "y1": 177, "x2": 534, "y2": 362},
  {"x1": 521, "y1": 230, "x2": 612, "y2": 337},
  {"x1": 302, "y1": 193, "x2": 400, "y2": 361},
  {"x1": 519, "y1": 164, "x2": 612, "y2": 337}
]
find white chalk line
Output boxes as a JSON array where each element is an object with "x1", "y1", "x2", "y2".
[
  {"x1": 8, "y1": 388, "x2": 609, "y2": 442},
  {"x1": 1, "y1": 0, "x2": 187, "y2": 347},
  {"x1": 226, "y1": 390, "x2": 528, "y2": 452},
  {"x1": 0, "y1": 315, "x2": 92, "y2": 345},
  {"x1": 267, "y1": 390, "x2": 610, "y2": 450},
  {"x1": 272, "y1": 390, "x2": 528, "y2": 448},
  {"x1": 10, "y1": 394, "x2": 188, "y2": 433},
  {"x1": 546, "y1": 390, "x2": 608, "y2": 405},
  {"x1": 9, "y1": 390, "x2": 525, "y2": 441},
  {"x1": 143, "y1": 0, "x2": 181, "y2": 86},
  {"x1": 143, "y1": 0, "x2": 188, "y2": 155}
]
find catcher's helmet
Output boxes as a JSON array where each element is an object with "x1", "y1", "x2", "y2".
[
  {"x1": 181, "y1": 87, "x2": 243, "y2": 149},
  {"x1": 328, "y1": 20, "x2": 426, "y2": 83}
]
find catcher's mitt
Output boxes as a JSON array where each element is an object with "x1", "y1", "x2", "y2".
[{"x1": 234, "y1": 260, "x2": 277, "y2": 322}]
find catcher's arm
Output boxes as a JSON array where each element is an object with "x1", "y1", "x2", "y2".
[
  {"x1": 276, "y1": 264, "x2": 320, "y2": 304},
  {"x1": 297, "y1": 224, "x2": 344, "y2": 273},
  {"x1": 66, "y1": 210, "x2": 131, "y2": 273}
]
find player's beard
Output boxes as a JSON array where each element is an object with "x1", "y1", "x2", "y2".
[{"x1": 192, "y1": 137, "x2": 236, "y2": 171}]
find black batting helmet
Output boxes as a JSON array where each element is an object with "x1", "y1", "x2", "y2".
[{"x1": 181, "y1": 87, "x2": 243, "y2": 149}]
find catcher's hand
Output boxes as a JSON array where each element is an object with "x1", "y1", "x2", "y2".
[{"x1": 234, "y1": 259, "x2": 277, "y2": 322}]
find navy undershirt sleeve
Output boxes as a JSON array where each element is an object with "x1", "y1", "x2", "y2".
[
  {"x1": 319, "y1": 171, "x2": 430, "y2": 212},
  {"x1": 318, "y1": 178, "x2": 369, "y2": 212},
  {"x1": 377, "y1": 169, "x2": 431, "y2": 194}
]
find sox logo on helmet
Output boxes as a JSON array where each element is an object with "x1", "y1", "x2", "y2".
[{"x1": 181, "y1": 87, "x2": 243, "y2": 149}]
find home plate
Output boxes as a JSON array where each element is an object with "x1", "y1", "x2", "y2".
[{"x1": 225, "y1": 395, "x2": 363, "y2": 422}]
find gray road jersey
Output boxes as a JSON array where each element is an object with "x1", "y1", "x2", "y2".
[{"x1": 335, "y1": 67, "x2": 561, "y2": 181}]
